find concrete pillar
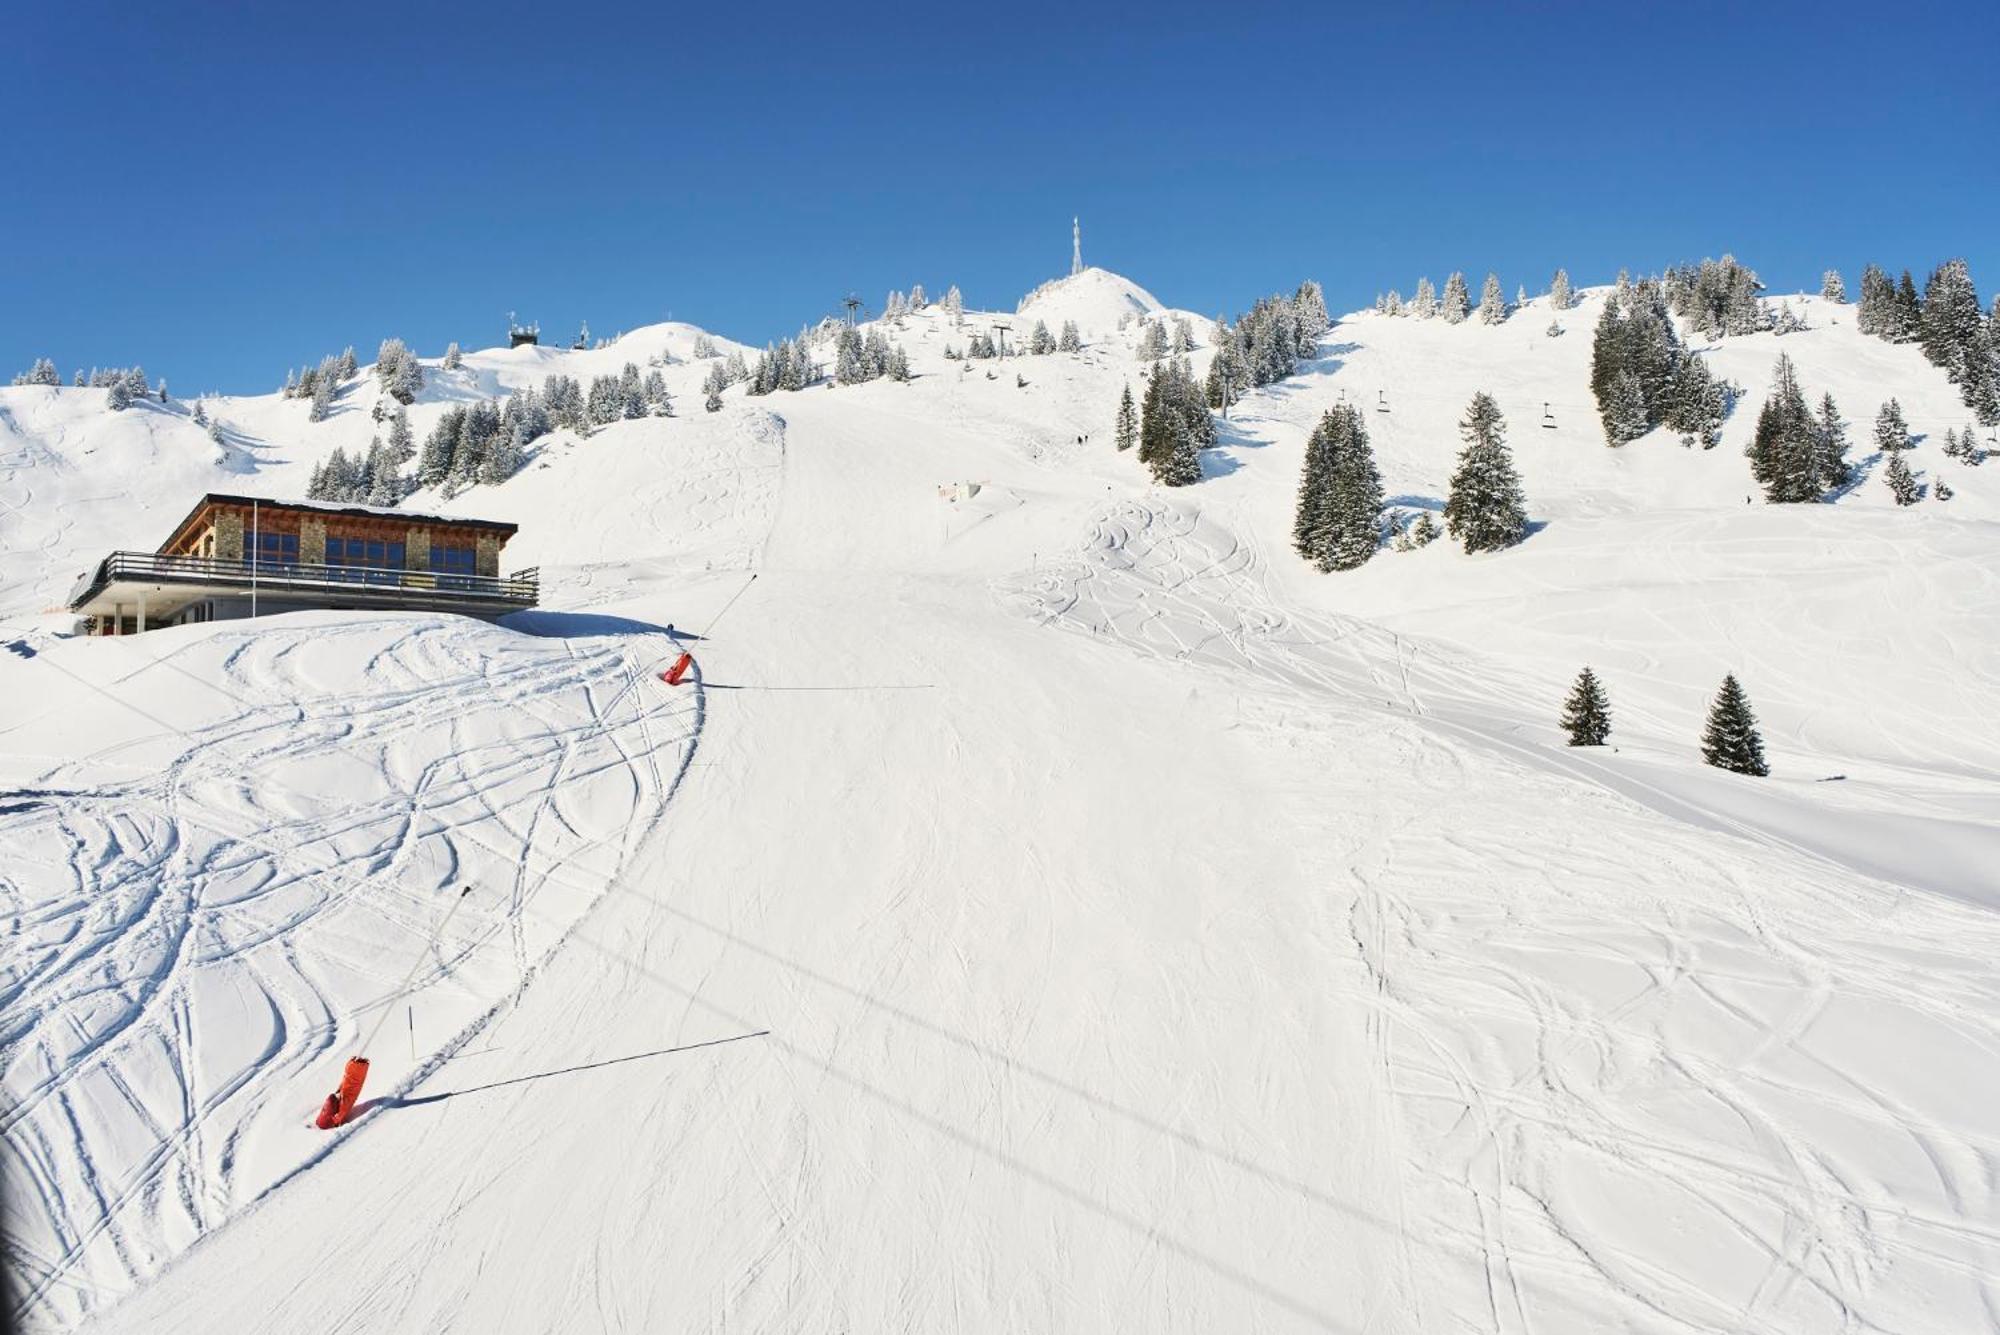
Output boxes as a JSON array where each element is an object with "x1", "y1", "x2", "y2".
[
  {"x1": 405, "y1": 527, "x2": 430, "y2": 571},
  {"x1": 474, "y1": 535, "x2": 500, "y2": 578},
  {"x1": 137, "y1": 590, "x2": 146, "y2": 634}
]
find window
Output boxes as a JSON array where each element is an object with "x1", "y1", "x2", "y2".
[
  {"x1": 252, "y1": 532, "x2": 299, "y2": 568},
  {"x1": 326, "y1": 536, "x2": 406, "y2": 582},
  {"x1": 429, "y1": 545, "x2": 477, "y2": 585}
]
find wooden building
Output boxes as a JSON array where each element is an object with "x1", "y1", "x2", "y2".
[{"x1": 68, "y1": 494, "x2": 537, "y2": 634}]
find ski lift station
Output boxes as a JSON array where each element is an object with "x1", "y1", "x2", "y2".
[{"x1": 66, "y1": 493, "x2": 538, "y2": 634}]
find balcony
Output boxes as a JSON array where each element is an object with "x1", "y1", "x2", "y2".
[{"x1": 68, "y1": 551, "x2": 540, "y2": 617}]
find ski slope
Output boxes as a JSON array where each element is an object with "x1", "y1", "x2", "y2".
[{"x1": 4, "y1": 274, "x2": 1999, "y2": 1334}]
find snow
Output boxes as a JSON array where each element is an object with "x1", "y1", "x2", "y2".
[
  {"x1": 4, "y1": 274, "x2": 1999, "y2": 1334},
  {"x1": 1016, "y1": 265, "x2": 1167, "y2": 334}
]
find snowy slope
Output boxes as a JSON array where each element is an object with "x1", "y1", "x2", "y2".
[
  {"x1": 5, "y1": 273, "x2": 2000, "y2": 1334},
  {"x1": 1017, "y1": 266, "x2": 1167, "y2": 333}
]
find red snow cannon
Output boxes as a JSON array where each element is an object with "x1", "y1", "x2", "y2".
[
  {"x1": 315, "y1": 1056, "x2": 372, "y2": 1130},
  {"x1": 662, "y1": 652, "x2": 693, "y2": 686}
]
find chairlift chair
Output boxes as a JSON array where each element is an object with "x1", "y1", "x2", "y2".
[
  {"x1": 1541, "y1": 402, "x2": 1557, "y2": 429},
  {"x1": 1376, "y1": 389, "x2": 1390, "y2": 414}
]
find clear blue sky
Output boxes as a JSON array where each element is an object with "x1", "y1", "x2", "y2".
[{"x1": 9, "y1": 0, "x2": 1996, "y2": 395}]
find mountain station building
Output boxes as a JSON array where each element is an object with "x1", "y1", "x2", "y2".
[{"x1": 67, "y1": 494, "x2": 537, "y2": 634}]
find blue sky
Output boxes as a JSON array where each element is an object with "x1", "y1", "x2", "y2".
[{"x1": 9, "y1": 0, "x2": 1996, "y2": 394}]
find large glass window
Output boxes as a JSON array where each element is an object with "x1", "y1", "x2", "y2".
[
  {"x1": 429, "y1": 545, "x2": 477, "y2": 585},
  {"x1": 252, "y1": 531, "x2": 299, "y2": 569},
  {"x1": 325, "y1": 536, "x2": 407, "y2": 582}
]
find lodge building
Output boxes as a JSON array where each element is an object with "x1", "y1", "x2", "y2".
[{"x1": 68, "y1": 493, "x2": 538, "y2": 634}]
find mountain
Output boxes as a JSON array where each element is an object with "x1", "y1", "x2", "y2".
[
  {"x1": 1016, "y1": 264, "x2": 1168, "y2": 332},
  {"x1": 5, "y1": 269, "x2": 1999, "y2": 1335}
]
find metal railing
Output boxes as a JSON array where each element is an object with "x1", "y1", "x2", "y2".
[{"x1": 69, "y1": 551, "x2": 540, "y2": 609}]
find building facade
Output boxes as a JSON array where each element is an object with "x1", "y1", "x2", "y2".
[{"x1": 68, "y1": 494, "x2": 537, "y2": 634}]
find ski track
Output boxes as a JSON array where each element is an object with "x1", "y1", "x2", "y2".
[
  {"x1": 2, "y1": 614, "x2": 698, "y2": 1330},
  {"x1": 995, "y1": 493, "x2": 2000, "y2": 1333}
]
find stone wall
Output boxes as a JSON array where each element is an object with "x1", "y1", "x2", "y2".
[
  {"x1": 299, "y1": 518, "x2": 327, "y2": 565},
  {"x1": 214, "y1": 511, "x2": 244, "y2": 561},
  {"x1": 474, "y1": 535, "x2": 500, "y2": 577},
  {"x1": 405, "y1": 527, "x2": 430, "y2": 570}
]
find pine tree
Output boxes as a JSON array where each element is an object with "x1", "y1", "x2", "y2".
[
  {"x1": 1560, "y1": 667, "x2": 1612, "y2": 746},
  {"x1": 1443, "y1": 392, "x2": 1528, "y2": 552},
  {"x1": 1139, "y1": 320, "x2": 1169, "y2": 360},
  {"x1": 192, "y1": 399, "x2": 208, "y2": 426},
  {"x1": 1821, "y1": 270, "x2": 1847, "y2": 303},
  {"x1": 1920, "y1": 258, "x2": 1983, "y2": 381},
  {"x1": 1294, "y1": 404, "x2": 1382, "y2": 571},
  {"x1": 107, "y1": 376, "x2": 132, "y2": 410},
  {"x1": 943, "y1": 285, "x2": 964, "y2": 325},
  {"x1": 1701, "y1": 674, "x2": 1768, "y2": 776},
  {"x1": 705, "y1": 388, "x2": 723, "y2": 413},
  {"x1": 1411, "y1": 277, "x2": 1437, "y2": 319},
  {"x1": 1812, "y1": 392, "x2": 1849, "y2": 491},
  {"x1": 1748, "y1": 352, "x2": 1820, "y2": 502},
  {"x1": 1114, "y1": 383, "x2": 1137, "y2": 451},
  {"x1": 1856, "y1": 264, "x2": 1893, "y2": 336},
  {"x1": 1883, "y1": 451, "x2": 1921, "y2": 505},
  {"x1": 1058, "y1": 320, "x2": 1081, "y2": 353},
  {"x1": 1030, "y1": 319, "x2": 1056, "y2": 355},
  {"x1": 1440, "y1": 272, "x2": 1471, "y2": 324},
  {"x1": 1549, "y1": 268, "x2": 1573, "y2": 312},
  {"x1": 1605, "y1": 370, "x2": 1648, "y2": 446},
  {"x1": 1478, "y1": 272, "x2": 1507, "y2": 324},
  {"x1": 338, "y1": 346, "x2": 358, "y2": 379},
  {"x1": 1935, "y1": 479, "x2": 1954, "y2": 501},
  {"x1": 1874, "y1": 398, "x2": 1911, "y2": 453},
  {"x1": 888, "y1": 344, "x2": 912, "y2": 382},
  {"x1": 1893, "y1": 271, "x2": 1923, "y2": 342},
  {"x1": 479, "y1": 422, "x2": 523, "y2": 486},
  {"x1": 442, "y1": 341, "x2": 463, "y2": 371}
]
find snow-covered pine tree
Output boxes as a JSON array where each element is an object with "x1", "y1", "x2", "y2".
[
  {"x1": 1874, "y1": 398, "x2": 1911, "y2": 452},
  {"x1": 1293, "y1": 404, "x2": 1382, "y2": 571},
  {"x1": 192, "y1": 399, "x2": 208, "y2": 425},
  {"x1": 1856, "y1": 264, "x2": 1893, "y2": 336},
  {"x1": 1114, "y1": 383, "x2": 1137, "y2": 451},
  {"x1": 1559, "y1": 667, "x2": 1612, "y2": 746},
  {"x1": 1812, "y1": 392, "x2": 1849, "y2": 490},
  {"x1": 1893, "y1": 271, "x2": 1923, "y2": 342},
  {"x1": 1403, "y1": 511, "x2": 1439, "y2": 548},
  {"x1": 1478, "y1": 272, "x2": 1507, "y2": 324},
  {"x1": 1604, "y1": 370, "x2": 1648, "y2": 446},
  {"x1": 1412, "y1": 277, "x2": 1437, "y2": 319},
  {"x1": 309, "y1": 368, "x2": 336, "y2": 422},
  {"x1": 1883, "y1": 450, "x2": 1921, "y2": 505},
  {"x1": 1821, "y1": 270, "x2": 1847, "y2": 303},
  {"x1": 943, "y1": 285, "x2": 964, "y2": 325},
  {"x1": 888, "y1": 344, "x2": 911, "y2": 382},
  {"x1": 107, "y1": 376, "x2": 132, "y2": 410},
  {"x1": 478, "y1": 422, "x2": 523, "y2": 486},
  {"x1": 909, "y1": 284, "x2": 927, "y2": 309},
  {"x1": 1664, "y1": 355, "x2": 1726, "y2": 449},
  {"x1": 1701, "y1": 674, "x2": 1768, "y2": 776},
  {"x1": 1444, "y1": 392, "x2": 1528, "y2": 552},
  {"x1": 705, "y1": 387, "x2": 723, "y2": 413},
  {"x1": 1058, "y1": 320, "x2": 1080, "y2": 353},
  {"x1": 1139, "y1": 320, "x2": 1169, "y2": 361},
  {"x1": 338, "y1": 346, "x2": 358, "y2": 379},
  {"x1": 1748, "y1": 352, "x2": 1820, "y2": 502},
  {"x1": 1383, "y1": 289, "x2": 1403, "y2": 316},
  {"x1": 1441, "y1": 272, "x2": 1471, "y2": 324},
  {"x1": 1920, "y1": 258, "x2": 1985, "y2": 384},
  {"x1": 1516, "y1": 284, "x2": 1528, "y2": 308},
  {"x1": 1292, "y1": 409, "x2": 1338, "y2": 560},
  {"x1": 1549, "y1": 268, "x2": 1573, "y2": 312},
  {"x1": 1030, "y1": 320, "x2": 1056, "y2": 355},
  {"x1": 377, "y1": 338, "x2": 424, "y2": 403},
  {"x1": 442, "y1": 342, "x2": 463, "y2": 371}
]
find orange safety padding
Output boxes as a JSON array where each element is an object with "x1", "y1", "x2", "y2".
[
  {"x1": 662, "y1": 652, "x2": 693, "y2": 686},
  {"x1": 326, "y1": 1055, "x2": 371, "y2": 1127},
  {"x1": 314, "y1": 1093, "x2": 342, "y2": 1130}
]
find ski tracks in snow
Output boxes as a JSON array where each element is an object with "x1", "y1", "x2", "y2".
[
  {"x1": 995, "y1": 494, "x2": 2000, "y2": 1333},
  {"x1": 2, "y1": 613, "x2": 697, "y2": 1331}
]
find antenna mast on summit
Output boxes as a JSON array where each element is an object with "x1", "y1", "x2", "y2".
[{"x1": 1071, "y1": 216, "x2": 1082, "y2": 276}]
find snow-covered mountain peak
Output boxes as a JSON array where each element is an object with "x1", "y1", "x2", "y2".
[{"x1": 1016, "y1": 266, "x2": 1164, "y2": 332}]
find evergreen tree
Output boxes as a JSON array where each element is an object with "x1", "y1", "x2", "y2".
[
  {"x1": 192, "y1": 399, "x2": 208, "y2": 426},
  {"x1": 1444, "y1": 392, "x2": 1528, "y2": 552},
  {"x1": 442, "y1": 341, "x2": 463, "y2": 371},
  {"x1": 1748, "y1": 352, "x2": 1820, "y2": 502},
  {"x1": 479, "y1": 422, "x2": 523, "y2": 486},
  {"x1": 1478, "y1": 272, "x2": 1507, "y2": 324},
  {"x1": 1440, "y1": 271, "x2": 1471, "y2": 324},
  {"x1": 1030, "y1": 319, "x2": 1056, "y2": 355},
  {"x1": 1883, "y1": 451, "x2": 1921, "y2": 505},
  {"x1": 705, "y1": 388, "x2": 723, "y2": 413},
  {"x1": 1812, "y1": 392, "x2": 1850, "y2": 491},
  {"x1": 943, "y1": 285, "x2": 964, "y2": 324},
  {"x1": 1114, "y1": 383, "x2": 1137, "y2": 451},
  {"x1": 1856, "y1": 264, "x2": 1894, "y2": 336},
  {"x1": 338, "y1": 346, "x2": 358, "y2": 379},
  {"x1": 1560, "y1": 667, "x2": 1612, "y2": 746},
  {"x1": 1920, "y1": 258, "x2": 1984, "y2": 381},
  {"x1": 107, "y1": 376, "x2": 132, "y2": 410},
  {"x1": 1701, "y1": 674, "x2": 1768, "y2": 776},
  {"x1": 1604, "y1": 370, "x2": 1648, "y2": 446},
  {"x1": 1139, "y1": 319, "x2": 1169, "y2": 360},
  {"x1": 377, "y1": 338, "x2": 423, "y2": 403},
  {"x1": 1549, "y1": 268, "x2": 1573, "y2": 311},
  {"x1": 1821, "y1": 270, "x2": 1847, "y2": 302},
  {"x1": 1411, "y1": 276, "x2": 1437, "y2": 319},
  {"x1": 1935, "y1": 479, "x2": 1954, "y2": 501},
  {"x1": 1874, "y1": 398, "x2": 1911, "y2": 452},
  {"x1": 888, "y1": 344, "x2": 912, "y2": 382},
  {"x1": 1893, "y1": 271, "x2": 1923, "y2": 341},
  {"x1": 1058, "y1": 320, "x2": 1081, "y2": 353},
  {"x1": 1293, "y1": 404, "x2": 1382, "y2": 571}
]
